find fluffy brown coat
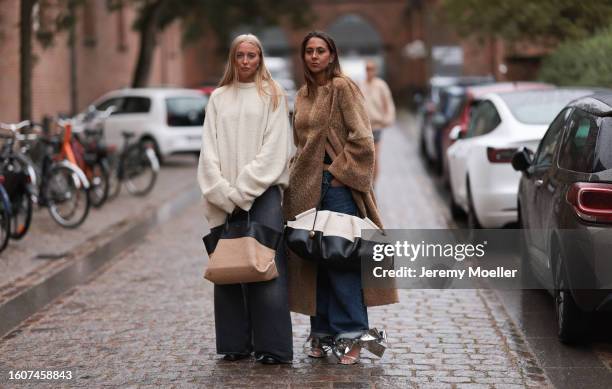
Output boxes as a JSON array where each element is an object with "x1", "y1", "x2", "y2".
[{"x1": 283, "y1": 76, "x2": 399, "y2": 316}]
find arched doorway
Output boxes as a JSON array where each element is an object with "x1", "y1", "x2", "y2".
[{"x1": 326, "y1": 14, "x2": 384, "y2": 82}]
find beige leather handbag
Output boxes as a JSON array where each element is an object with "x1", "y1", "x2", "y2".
[{"x1": 203, "y1": 207, "x2": 281, "y2": 285}]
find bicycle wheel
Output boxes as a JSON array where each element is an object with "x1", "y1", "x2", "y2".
[
  {"x1": 10, "y1": 190, "x2": 32, "y2": 240},
  {"x1": 44, "y1": 165, "x2": 90, "y2": 228},
  {"x1": 124, "y1": 146, "x2": 158, "y2": 196},
  {"x1": 0, "y1": 185, "x2": 10, "y2": 253},
  {"x1": 88, "y1": 161, "x2": 109, "y2": 208}
]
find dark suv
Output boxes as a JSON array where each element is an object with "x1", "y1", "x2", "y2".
[{"x1": 513, "y1": 93, "x2": 612, "y2": 343}]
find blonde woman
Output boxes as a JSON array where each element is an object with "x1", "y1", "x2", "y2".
[{"x1": 197, "y1": 34, "x2": 294, "y2": 365}]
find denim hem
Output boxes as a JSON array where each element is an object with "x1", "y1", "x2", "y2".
[{"x1": 335, "y1": 330, "x2": 367, "y2": 340}]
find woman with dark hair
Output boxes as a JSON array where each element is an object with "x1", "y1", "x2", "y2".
[{"x1": 283, "y1": 31, "x2": 398, "y2": 365}]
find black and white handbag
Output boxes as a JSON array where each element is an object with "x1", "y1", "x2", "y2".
[{"x1": 284, "y1": 185, "x2": 383, "y2": 271}]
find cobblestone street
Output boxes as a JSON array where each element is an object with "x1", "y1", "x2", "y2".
[{"x1": 0, "y1": 114, "x2": 603, "y2": 388}]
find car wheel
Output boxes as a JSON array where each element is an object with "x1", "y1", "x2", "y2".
[
  {"x1": 553, "y1": 251, "x2": 590, "y2": 344},
  {"x1": 140, "y1": 137, "x2": 163, "y2": 165}
]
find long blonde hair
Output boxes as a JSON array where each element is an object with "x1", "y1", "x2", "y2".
[{"x1": 218, "y1": 34, "x2": 283, "y2": 110}]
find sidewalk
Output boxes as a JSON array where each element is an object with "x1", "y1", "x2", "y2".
[{"x1": 0, "y1": 156, "x2": 198, "y2": 304}]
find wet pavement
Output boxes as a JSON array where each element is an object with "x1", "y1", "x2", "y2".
[
  {"x1": 0, "y1": 156, "x2": 198, "y2": 304},
  {"x1": 0, "y1": 113, "x2": 610, "y2": 388}
]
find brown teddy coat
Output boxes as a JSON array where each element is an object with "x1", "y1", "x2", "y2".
[{"x1": 283, "y1": 76, "x2": 399, "y2": 316}]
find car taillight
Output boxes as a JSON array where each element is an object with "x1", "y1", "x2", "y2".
[
  {"x1": 0, "y1": 175, "x2": 4, "y2": 184},
  {"x1": 566, "y1": 182, "x2": 612, "y2": 223},
  {"x1": 487, "y1": 147, "x2": 518, "y2": 163}
]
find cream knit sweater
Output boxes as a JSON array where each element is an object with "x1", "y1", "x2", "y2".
[
  {"x1": 359, "y1": 77, "x2": 396, "y2": 130},
  {"x1": 197, "y1": 81, "x2": 293, "y2": 228}
]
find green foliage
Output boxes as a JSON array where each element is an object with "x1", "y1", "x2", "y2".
[
  {"x1": 35, "y1": 0, "x2": 88, "y2": 48},
  {"x1": 539, "y1": 26, "x2": 612, "y2": 87},
  {"x1": 441, "y1": 0, "x2": 612, "y2": 43},
  {"x1": 123, "y1": 0, "x2": 311, "y2": 46}
]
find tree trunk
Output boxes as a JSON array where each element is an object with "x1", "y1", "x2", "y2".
[
  {"x1": 20, "y1": 0, "x2": 37, "y2": 120},
  {"x1": 131, "y1": 0, "x2": 165, "y2": 87},
  {"x1": 69, "y1": 1, "x2": 78, "y2": 115}
]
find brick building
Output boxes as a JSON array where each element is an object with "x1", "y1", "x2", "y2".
[
  {"x1": 0, "y1": 0, "x2": 548, "y2": 122},
  {"x1": 0, "y1": 0, "x2": 184, "y2": 122}
]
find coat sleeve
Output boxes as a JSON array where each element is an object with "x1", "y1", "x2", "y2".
[
  {"x1": 197, "y1": 94, "x2": 237, "y2": 214},
  {"x1": 327, "y1": 79, "x2": 375, "y2": 193},
  {"x1": 381, "y1": 80, "x2": 396, "y2": 128},
  {"x1": 228, "y1": 92, "x2": 292, "y2": 211}
]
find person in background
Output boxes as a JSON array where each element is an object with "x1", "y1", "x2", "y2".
[
  {"x1": 359, "y1": 60, "x2": 396, "y2": 182},
  {"x1": 197, "y1": 33, "x2": 294, "y2": 365}
]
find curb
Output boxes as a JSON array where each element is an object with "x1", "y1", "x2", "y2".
[{"x1": 0, "y1": 187, "x2": 200, "y2": 338}]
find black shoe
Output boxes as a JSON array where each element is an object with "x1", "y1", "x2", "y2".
[
  {"x1": 258, "y1": 355, "x2": 281, "y2": 365},
  {"x1": 222, "y1": 353, "x2": 250, "y2": 362},
  {"x1": 256, "y1": 354, "x2": 285, "y2": 365}
]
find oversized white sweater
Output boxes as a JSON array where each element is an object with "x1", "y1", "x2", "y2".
[{"x1": 197, "y1": 81, "x2": 293, "y2": 228}]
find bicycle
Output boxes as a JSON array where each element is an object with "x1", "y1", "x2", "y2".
[
  {"x1": 17, "y1": 121, "x2": 91, "y2": 229},
  {"x1": 71, "y1": 108, "x2": 115, "y2": 208},
  {"x1": 0, "y1": 121, "x2": 37, "y2": 239},
  {"x1": 0, "y1": 175, "x2": 10, "y2": 253},
  {"x1": 107, "y1": 130, "x2": 159, "y2": 199}
]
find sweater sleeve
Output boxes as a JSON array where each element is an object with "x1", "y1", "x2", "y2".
[
  {"x1": 228, "y1": 93, "x2": 292, "y2": 211},
  {"x1": 197, "y1": 94, "x2": 237, "y2": 214},
  {"x1": 327, "y1": 79, "x2": 375, "y2": 193},
  {"x1": 381, "y1": 80, "x2": 396, "y2": 128}
]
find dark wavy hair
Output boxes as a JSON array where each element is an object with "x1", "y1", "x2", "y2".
[{"x1": 300, "y1": 31, "x2": 344, "y2": 97}]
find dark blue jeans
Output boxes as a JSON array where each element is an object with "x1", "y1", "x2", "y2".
[
  {"x1": 214, "y1": 187, "x2": 293, "y2": 362},
  {"x1": 310, "y1": 171, "x2": 369, "y2": 340}
]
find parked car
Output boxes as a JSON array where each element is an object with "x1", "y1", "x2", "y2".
[
  {"x1": 447, "y1": 88, "x2": 596, "y2": 228},
  {"x1": 419, "y1": 76, "x2": 494, "y2": 169},
  {"x1": 439, "y1": 82, "x2": 552, "y2": 184},
  {"x1": 84, "y1": 88, "x2": 208, "y2": 162},
  {"x1": 512, "y1": 92, "x2": 612, "y2": 343}
]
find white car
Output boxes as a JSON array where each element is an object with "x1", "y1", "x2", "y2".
[
  {"x1": 447, "y1": 88, "x2": 595, "y2": 228},
  {"x1": 88, "y1": 88, "x2": 208, "y2": 161}
]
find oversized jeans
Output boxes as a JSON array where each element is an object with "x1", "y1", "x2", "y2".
[
  {"x1": 310, "y1": 171, "x2": 369, "y2": 340},
  {"x1": 213, "y1": 187, "x2": 293, "y2": 363}
]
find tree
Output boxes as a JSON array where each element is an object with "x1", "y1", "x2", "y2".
[
  {"x1": 20, "y1": 0, "x2": 36, "y2": 120},
  {"x1": 440, "y1": 0, "x2": 612, "y2": 44},
  {"x1": 539, "y1": 26, "x2": 612, "y2": 87},
  {"x1": 115, "y1": 0, "x2": 312, "y2": 88},
  {"x1": 19, "y1": 0, "x2": 86, "y2": 120}
]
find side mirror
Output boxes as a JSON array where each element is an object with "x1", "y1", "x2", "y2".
[
  {"x1": 105, "y1": 105, "x2": 117, "y2": 115},
  {"x1": 512, "y1": 148, "x2": 534, "y2": 172},
  {"x1": 449, "y1": 125, "x2": 463, "y2": 141}
]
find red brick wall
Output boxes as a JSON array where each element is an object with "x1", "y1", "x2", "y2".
[
  {"x1": 0, "y1": 0, "x2": 21, "y2": 122},
  {"x1": 0, "y1": 0, "x2": 185, "y2": 122}
]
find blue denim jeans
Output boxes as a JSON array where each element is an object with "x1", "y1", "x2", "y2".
[{"x1": 310, "y1": 171, "x2": 369, "y2": 340}]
